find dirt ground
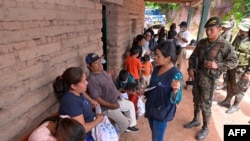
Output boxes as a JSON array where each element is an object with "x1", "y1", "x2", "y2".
[{"x1": 120, "y1": 59, "x2": 250, "y2": 141}]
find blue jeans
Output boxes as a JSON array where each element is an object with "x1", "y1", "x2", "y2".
[{"x1": 148, "y1": 119, "x2": 168, "y2": 141}]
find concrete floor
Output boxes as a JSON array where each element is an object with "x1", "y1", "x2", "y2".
[{"x1": 120, "y1": 59, "x2": 250, "y2": 141}]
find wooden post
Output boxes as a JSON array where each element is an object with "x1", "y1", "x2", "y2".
[
  {"x1": 196, "y1": 0, "x2": 212, "y2": 41},
  {"x1": 187, "y1": 7, "x2": 194, "y2": 30}
]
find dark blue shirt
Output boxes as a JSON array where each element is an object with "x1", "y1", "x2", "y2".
[{"x1": 58, "y1": 92, "x2": 95, "y2": 139}]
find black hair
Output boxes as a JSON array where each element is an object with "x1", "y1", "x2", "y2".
[
  {"x1": 189, "y1": 39, "x2": 197, "y2": 46},
  {"x1": 129, "y1": 46, "x2": 140, "y2": 56},
  {"x1": 156, "y1": 41, "x2": 177, "y2": 64},
  {"x1": 124, "y1": 82, "x2": 137, "y2": 91},
  {"x1": 55, "y1": 117, "x2": 85, "y2": 141},
  {"x1": 118, "y1": 70, "x2": 129, "y2": 82},
  {"x1": 167, "y1": 30, "x2": 177, "y2": 39},
  {"x1": 132, "y1": 34, "x2": 144, "y2": 46},
  {"x1": 38, "y1": 115, "x2": 86, "y2": 141},
  {"x1": 158, "y1": 27, "x2": 166, "y2": 39},
  {"x1": 170, "y1": 23, "x2": 176, "y2": 30},
  {"x1": 53, "y1": 67, "x2": 83, "y2": 100},
  {"x1": 142, "y1": 54, "x2": 150, "y2": 62}
]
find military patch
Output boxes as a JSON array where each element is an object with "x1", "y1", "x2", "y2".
[{"x1": 209, "y1": 20, "x2": 216, "y2": 25}]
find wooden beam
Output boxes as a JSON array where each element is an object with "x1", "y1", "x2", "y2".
[
  {"x1": 145, "y1": 0, "x2": 194, "y2": 3},
  {"x1": 190, "y1": 0, "x2": 203, "y2": 7}
]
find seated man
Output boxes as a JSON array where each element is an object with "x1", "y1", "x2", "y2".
[{"x1": 85, "y1": 53, "x2": 139, "y2": 133}]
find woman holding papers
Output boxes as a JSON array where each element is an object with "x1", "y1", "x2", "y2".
[{"x1": 144, "y1": 42, "x2": 183, "y2": 141}]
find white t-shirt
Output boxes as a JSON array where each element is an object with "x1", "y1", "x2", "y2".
[
  {"x1": 142, "y1": 41, "x2": 150, "y2": 56},
  {"x1": 28, "y1": 121, "x2": 57, "y2": 141},
  {"x1": 176, "y1": 30, "x2": 191, "y2": 48}
]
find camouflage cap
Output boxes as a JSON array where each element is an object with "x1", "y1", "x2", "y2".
[
  {"x1": 221, "y1": 21, "x2": 231, "y2": 28},
  {"x1": 238, "y1": 18, "x2": 250, "y2": 32},
  {"x1": 204, "y1": 17, "x2": 221, "y2": 28}
]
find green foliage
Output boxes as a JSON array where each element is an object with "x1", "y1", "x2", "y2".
[
  {"x1": 225, "y1": 0, "x2": 250, "y2": 21},
  {"x1": 145, "y1": 2, "x2": 181, "y2": 13}
]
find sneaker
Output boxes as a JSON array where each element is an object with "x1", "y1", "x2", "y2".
[{"x1": 126, "y1": 126, "x2": 139, "y2": 132}]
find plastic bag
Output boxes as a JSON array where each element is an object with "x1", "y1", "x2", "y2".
[
  {"x1": 91, "y1": 116, "x2": 119, "y2": 141},
  {"x1": 137, "y1": 96, "x2": 145, "y2": 116}
]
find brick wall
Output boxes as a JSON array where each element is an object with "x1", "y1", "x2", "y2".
[
  {"x1": 105, "y1": 0, "x2": 145, "y2": 76},
  {"x1": 0, "y1": 0, "x2": 144, "y2": 140},
  {"x1": 0, "y1": 0, "x2": 103, "y2": 140}
]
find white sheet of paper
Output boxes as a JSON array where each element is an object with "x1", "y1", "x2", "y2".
[{"x1": 144, "y1": 86, "x2": 156, "y2": 92}]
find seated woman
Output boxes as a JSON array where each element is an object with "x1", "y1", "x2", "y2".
[
  {"x1": 52, "y1": 67, "x2": 104, "y2": 141},
  {"x1": 28, "y1": 115, "x2": 85, "y2": 141}
]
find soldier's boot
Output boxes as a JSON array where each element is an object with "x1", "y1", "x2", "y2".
[
  {"x1": 217, "y1": 96, "x2": 232, "y2": 108},
  {"x1": 195, "y1": 122, "x2": 209, "y2": 140},
  {"x1": 195, "y1": 112, "x2": 211, "y2": 140},
  {"x1": 184, "y1": 109, "x2": 201, "y2": 128},
  {"x1": 226, "y1": 94, "x2": 243, "y2": 114}
]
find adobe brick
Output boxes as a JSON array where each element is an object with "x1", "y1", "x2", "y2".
[
  {"x1": 47, "y1": 49, "x2": 78, "y2": 66},
  {"x1": 0, "y1": 30, "x2": 23, "y2": 44},
  {"x1": 95, "y1": 3, "x2": 102, "y2": 10},
  {"x1": 0, "y1": 86, "x2": 51, "y2": 127},
  {"x1": 87, "y1": 13, "x2": 102, "y2": 21},
  {"x1": 59, "y1": 11, "x2": 86, "y2": 20},
  {"x1": 62, "y1": 36, "x2": 88, "y2": 48},
  {"x1": 19, "y1": 42, "x2": 60, "y2": 61},
  {"x1": 6, "y1": 8, "x2": 56, "y2": 21},
  {"x1": 43, "y1": 26, "x2": 75, "y2": 37},
  {"x1": 76, "y1": 0, "x2": 95, "y2": 9},
  {"x1": 0, "y1": 8, "x2": 3, "y2": 21},
  {"x1": 0, "y1": 118, "x2": 26, "y2": 141},
  {"x1": 0, "y1": 81, "x2": 30, "y2": 109},
  {"x1": 0, "y1": 54, "x2": 16, "y2": 69},
  {"x1": 2, "y1": 21, "x2": 22, "y2": 30}
]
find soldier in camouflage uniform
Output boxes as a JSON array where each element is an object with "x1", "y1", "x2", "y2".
[
  {"x1": 216, "y1": 21, "x2": 234, "y2": 90},
  {"x1": 218, "y1": 18, "x2": 250, "y2": 114},
  {"x1": 221, "y1": 21, "x2": 233, "y2": 42},
  {"x1": 184, "y1": 17, "x2": 238, "y2": 140}
]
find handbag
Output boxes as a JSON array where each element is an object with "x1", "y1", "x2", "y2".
[{"x1": 91, "y1": 116, "x2": 119, "y2": 141}]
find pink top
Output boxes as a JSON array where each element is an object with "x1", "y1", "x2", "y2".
[{"x1": 28, "y1": 121, "x2": 57, "y2": 141}]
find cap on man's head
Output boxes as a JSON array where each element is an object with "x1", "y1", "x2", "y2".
[
  {"x1": 204, "y1": 17, "x2": 221, "y2": 28},
  {"x1": 179, "y1": 21, "x2": 187, "y2": 27},
  {"x1": 221, "y1": 21, "x2": 231, "y2": 28},
  {"x1": 238, "y1": 18, "x2": 250, "y2": 32},
  {"x1": 85, "y1": 53, "x2": 102, "y2": 64}
]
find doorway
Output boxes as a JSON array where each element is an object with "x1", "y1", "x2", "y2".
[{"x1": 102, "y1": 5, "x2": 108, "y2": 70}]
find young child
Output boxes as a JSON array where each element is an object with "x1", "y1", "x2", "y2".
[
  {"x1": 125, "y1": 47, "x2": 143, "y2": 88},
  {"x1": 124, "y1": 82, "x2": 139, "y2": 117},
  {"x1": 141, "y1": 54, "x2": 153, "y2": 88},
  {"x1": 124, "y1": 82, "x2": 146, "y2": 118},
  {"x1": 115, "y1": 69, "x2": 135, "y2": 92}
]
